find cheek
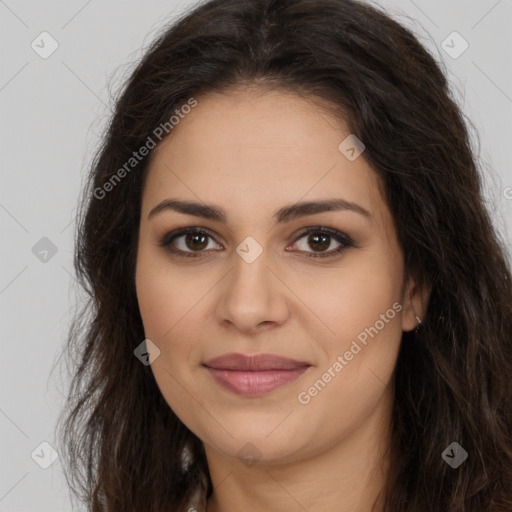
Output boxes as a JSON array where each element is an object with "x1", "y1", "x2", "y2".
[
  {"x1": 295, "y1": 291, "x2": 402, "y2": 443},
  {"x1": 135, "y1": 262, "x2": 174, "y2": 339},
  {"x1": 297, "y1": 257, "x2": 402, "y2": 347},
  {"x1": 135, "y1": 246, "x2": 203, "y2": 339},
  {"x1": 296, "y1": 245, "x2": 404, "y2": 407},
  {"x1": 135, "y1": 252, "x2": 206, "y2": 427},
  {"x1": 310, "y1": 284, "x2": 403, "y2": 388}
]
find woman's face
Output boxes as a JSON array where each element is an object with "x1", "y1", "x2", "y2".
[{"x1": 135, "y1": 88, "x2": 421, "y2": 465}]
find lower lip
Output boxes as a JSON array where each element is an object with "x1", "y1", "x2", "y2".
[{"x1": 205, "y1": 367, "x2": 309, "y2": 396}]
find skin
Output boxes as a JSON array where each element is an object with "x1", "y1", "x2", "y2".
[{"x1": 135, "y1": 87, "x2": 429, "y2": 512}]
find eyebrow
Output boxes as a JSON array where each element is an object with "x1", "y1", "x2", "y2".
[{"x1": 148, "y1": 198, "x2": 371, "y2": 224}]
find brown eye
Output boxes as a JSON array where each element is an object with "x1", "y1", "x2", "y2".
[
  {"x1": 160, "y1": 226, "x2": 354, "y2": 259},
  {"x1": 183, "y1": 232, "x2": 209, "y2": 251},
  {"x1": 290, "y1": 227, "x2": 354, "y2": 259},
  {"x1": 159, "y1": 228, "x2": 221, "y2": 257},
  {"x1": 305, "y1": 233, "x2": 332, "y2": 252}
]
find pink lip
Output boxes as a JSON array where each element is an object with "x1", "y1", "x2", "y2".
[{"x1": 203, "y1": 353, "x2": 311, "y2": 396}]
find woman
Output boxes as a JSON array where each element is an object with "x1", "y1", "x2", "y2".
[{"x1": 57, "y1": 0, "x2": 512, "y2": 510}]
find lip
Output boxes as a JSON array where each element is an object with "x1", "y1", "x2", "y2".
[
  {"x1": 203, "y1": 353, "x2": 311, "y2": 396},
  {"x1": 204, "y1": 353, "x2": 311, "y2": 371}
]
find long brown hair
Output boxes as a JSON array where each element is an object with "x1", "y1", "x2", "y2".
[{"x1": 56, "y1": 0, "x2": 512, "y2": 510}]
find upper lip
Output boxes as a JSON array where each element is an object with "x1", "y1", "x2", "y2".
[{"x1": 203, "y1": 353, "x2": 311, "y2": 371}]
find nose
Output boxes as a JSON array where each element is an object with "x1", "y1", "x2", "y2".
[{"x1": 215, "y1": 246, "x2": 290, "y2": 334}]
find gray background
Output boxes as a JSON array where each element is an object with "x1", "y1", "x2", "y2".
[{"x1": 1, "y1": 1, "x2": 511, "y2": 511}]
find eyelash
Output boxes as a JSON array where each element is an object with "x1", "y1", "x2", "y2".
[{"x1": 158, "y1": 226, "x2": 355, "y2": 259}]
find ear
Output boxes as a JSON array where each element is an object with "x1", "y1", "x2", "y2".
[{"x1": 401, "y1": 273, "x2": 431, "y2": 332}]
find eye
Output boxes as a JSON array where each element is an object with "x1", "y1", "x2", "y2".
[
  {"x1": 288, "y1": 226, "x2": 354, "y2": 259},
  {"x1": 159, "y1": 226, "x2": 354, "y2": 259},
  {"x1": 159, "y1": 227, "x2": 221, "y2": 257}
]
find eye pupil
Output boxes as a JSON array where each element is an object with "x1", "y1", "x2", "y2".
[
  {"x1": 186, "y1": 233, "x2": 208, "y2": 251},
  {"x1": 309, "y1": 233, "x2": 330, "y2": 252}
]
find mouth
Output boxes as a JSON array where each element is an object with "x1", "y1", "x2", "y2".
[{"x1": 202, "y1": 353, "x2": 312, "y2": 396}]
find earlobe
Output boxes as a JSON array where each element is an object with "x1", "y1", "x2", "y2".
[
  {"x1": 413, "y1": 314, "x2": 422, "y2": 334},
  {"x1": 401, "y1": 274, "x2": 430, "y2": 333}
]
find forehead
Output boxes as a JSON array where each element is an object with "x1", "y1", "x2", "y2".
[{"x1": 142, "y1": 88, "x2": 388, "y2": 227}]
